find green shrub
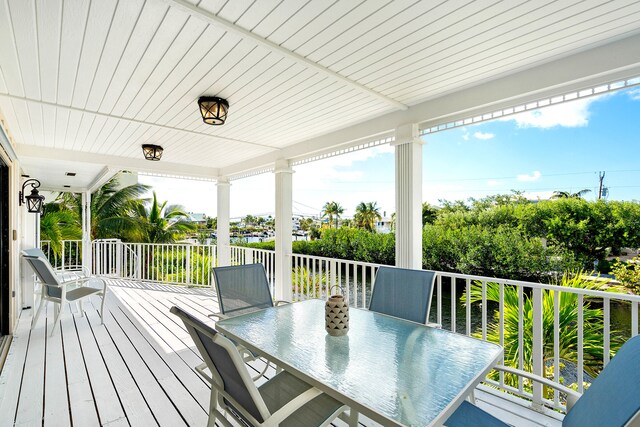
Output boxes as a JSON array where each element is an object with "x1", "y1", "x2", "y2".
[{"x1": 609, "y1": 256, "x2": 640, "y2": 293}]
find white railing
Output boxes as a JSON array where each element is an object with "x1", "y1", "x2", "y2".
[
  {"x1": 88, "y1": 240, "x2": 640, "y2": 414},
  {"x1": 93, "y1": 240, "x2": 217, "y2": 287},
  {"x1": 39, "y1": 240, "x2": 83, "y2": 270},
  {"x1": 285, "y1": 252, "x2": 640, "y2": 414},
  {"x1": 230, "y1": 246, "x2": 276, "y2": 293}
]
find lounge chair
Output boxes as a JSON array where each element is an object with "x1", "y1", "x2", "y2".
[
  {"x1": 445, "y1": 334, "x2": 640, "y2": 426},
  {"x1": 171, "y1": 305, "x2": 348, "y2": 427}
]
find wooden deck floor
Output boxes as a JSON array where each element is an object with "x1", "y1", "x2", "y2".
[{"x1": 0, "y1": 280, "x2": 561, "y2": 427}]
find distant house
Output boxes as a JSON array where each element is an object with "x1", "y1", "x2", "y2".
[
  {"x1": 376, "y1": 217, "x2": 393, "y2": 233},
  {"x1": 188, "y1": 213, "x2": 207, "y2": 225}
]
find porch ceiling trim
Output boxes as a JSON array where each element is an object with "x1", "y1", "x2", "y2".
[
  {"x1": 163, "y1": 0, "x2": 409, "y2": 112},
  {"x1": 220, "y1": 31, "x2": 640, "y2": 177},
  {"x1": 15, "y1": 145, "x2": 219, "y2": 184}
]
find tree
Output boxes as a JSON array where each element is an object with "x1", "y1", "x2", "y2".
[
  {"x1": 422, "y1": 202, "x2": 438, "y2": 225},
  {"x1": 354, "y1": 202, "x2": 382, "y2": 231},
  {"x1": 131, "y1": 192, "x2": 197, "y2": 243},
  {"x1": 552, "y1": 189, "x2": 592, "y2": 199},
  {"x1": 39, "y1": 208, "x2": 81, "y2": 257},
  {"x1": 90, "y1": 178, "x2": 150, "y2": 240},
  {"x1": 321, "y1": 201, "x2": 345, "y2": 229}
]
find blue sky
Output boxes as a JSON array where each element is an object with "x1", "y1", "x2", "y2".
[{"x1": 139, "y1": 86, "x2": 640, "y2": 219}]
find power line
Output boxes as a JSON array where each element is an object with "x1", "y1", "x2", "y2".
[{"x1": 424, "y1": 169, "x2": 640, "y2": 183}]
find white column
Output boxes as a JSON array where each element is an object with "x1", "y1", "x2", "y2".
[
  {"x1": 216, "y1": 177, "x2": 231, "y2": 266},
  {"x1": 274, "y1": 160, "x2": 293, "y2": 301},
  {"x1": 394, "y1": 123, "x2": 424, "y2": 269},
  {"x1": 81, "y1": 191, "x2": 92, "y2": 274}
]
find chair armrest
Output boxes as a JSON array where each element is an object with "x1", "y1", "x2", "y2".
[
  {"x1": 274, "y1": 300, "x2": 290, "y2": 306},
  {"x1": 195, "y1": 362, "x2": 214, "y2": 384},
  {"x1": 267, "y1": 386, "x2": 325, "y2": 425},
  {"x1": 494, "y1": 365, "x2": 582, "y2": 411}
]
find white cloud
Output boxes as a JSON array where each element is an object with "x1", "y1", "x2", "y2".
[
  {"x1": 462, "y1": 133, "x2": 469, "y2": 141},
  {"x1": 487, "y1": 180, "x2": 500, "y2": 186},
  {"x1": 628, "y1": 88, "x2": 640, "y2": 101},
  {"x1": 517, "y1": 171, "x2": 541, "y2": 182},
  {"x1": 500, "y1": 97, "x2": 601, "y2": 129},
  {"x1": 474, "y1": 131, "x2": 494, "y2": 140}
]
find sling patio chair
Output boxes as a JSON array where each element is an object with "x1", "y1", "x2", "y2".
[
  {"x1": 22, "y1": 249, "x2": 107, "y2": 336},
  {"x1": 368, "y1": 266, "x2": 438, "y2": 326},
  {"x1": 23, "y1": 247, "x2": 90, "y2": 282},
  {"x1": 209, "y1": 263, "x2": 289, "y2": 379},
  {"x1": 171, "y1": 305, "x2": 348, "y2": 427},
  {"x1": 445, "y1": 334, "x2": 640, "y2": 427}
]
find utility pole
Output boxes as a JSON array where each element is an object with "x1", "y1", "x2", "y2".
[{"x1": 598, "y1": 171, "x2": 606, "y2": 200}]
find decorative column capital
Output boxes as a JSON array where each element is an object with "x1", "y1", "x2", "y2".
[
  {"x1": 274, "y1": 159, "x2": 293, "y2": 174},
  {"x1": 216, "y1": 176, "x2": 230, "y2": 187},
  {"x1": 392, "y1": 123, "x2": 423, "y2": 146}
]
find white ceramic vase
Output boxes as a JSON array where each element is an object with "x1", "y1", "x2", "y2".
[{"x1": 325, "y1": 295, "x2": 349, "y2": 336}]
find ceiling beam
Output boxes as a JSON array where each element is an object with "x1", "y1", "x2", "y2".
[
  {"x1": 163, "y1": 0, "x2": 408, "y2": 111},
  {"x1": 221, "y1": 32, "x2": 640, "y2": 177},
  {"x1": 15, "y1": 144, "x2": 220, "y2": 180},
  {"x1": 0, "y1": 93, "x2": 276, "y2": 150},
  {"x1": 88, "y1": 166, "x2": 120, "y2": 193}
]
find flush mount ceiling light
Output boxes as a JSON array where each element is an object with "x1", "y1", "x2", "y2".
[
  {"x1": 142, "y1": 144, "x2": 163, "y2": 161},
  {"x1": 198, "y1": 96, "x2": 229, "y2": 125},
  {"x1": 19, "y1": 179, "x2": 45, "y2": 214}
]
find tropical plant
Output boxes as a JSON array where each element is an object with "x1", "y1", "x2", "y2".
[
  {"x1": 354, "y1": 201, "x2": 382, "y2": 231},
  {"x1": 462, "y1": 272, "x2": 620, "y2": 386},
  {"x1": 291, "y1": 266, "x2": 327, "y2": 296},
  {"x1": 39, "y1": 209, "x2": 81, "y2": 257},
  {"x1": 609, "y1": 256, "x2": 640, "y2": 294},
  {"x1": 422, "y1": 202, "x2": 438, "y2": 225},
  {"x1": 551, "y1": 189, "x2": 591, "y2": 199},
  {"x1": 321, "y1": 201, "x2": 345, "y2": 229},
  {"x1": 130, "y1": 192, "x2": 197, "y2": 243},
  {"x1": 90, "y1": 177, "x2": 150, "y2": 240}
]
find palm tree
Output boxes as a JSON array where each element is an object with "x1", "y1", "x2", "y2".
[
  {"x1": 321, "y1": 201, "x2": 345, "y2": 228},
  {"x1": 90, "y1": 178, "x2": 151, "y2": 240},
  {"x1": 354, "y1": 202, "x2": 382, "y2": 231},
  {"x1": 131, "y1": 192, "x2": 196, "y2": 243},
  {"x1": 551, "y1": 189, "x2": 591, "y2": 199},
  {"x1": 39, "y1": 207, "x2": 81, "y2": 257}
]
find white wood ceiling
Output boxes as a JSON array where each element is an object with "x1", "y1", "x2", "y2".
[{"x1": 2, "y1": 0, "x2": 640, "y2": 183}]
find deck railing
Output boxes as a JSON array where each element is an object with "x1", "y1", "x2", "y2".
[
  {"x1": 87, "y1": 240, "x2": 640, "y2": 414},
  {"x1": 92, "y1": 240, "x2": 217, "y2": 287},
  {"x1": 39, "y1": 240, "x2": 83, "y2": 270}
]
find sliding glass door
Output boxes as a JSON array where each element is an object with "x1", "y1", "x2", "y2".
[{"x1": 0, "y1": 157, "x2": 9, "y2": 337}]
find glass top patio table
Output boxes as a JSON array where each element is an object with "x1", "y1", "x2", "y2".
[{"x1": 216, "y1": 299, "x2": 503, "y2": 427}]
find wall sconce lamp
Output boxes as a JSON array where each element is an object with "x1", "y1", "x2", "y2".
[{"x1": 20, "y1": 179, "x2": 45, "y2": 213}]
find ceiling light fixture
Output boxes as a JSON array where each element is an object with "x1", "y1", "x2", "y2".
[
  {"x1": 142, "y1": 144, "x2": 163, "y2": 161},
  {"x1": 198, "y1": 96, "x2": 229, "y2": 125},
  {"x1": 19, "y1": 179, "x2": 45, "y2": 214}
]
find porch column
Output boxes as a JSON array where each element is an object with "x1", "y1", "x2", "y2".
[
  {"x1": 394, "y1": 123, "x2": 424, "y2": 269},
  {"x1": 216, "y1": 177, "x2": 231, "y2": 266},
  {"x1": 274, "y1": 160, "x2": 293, "y2": 301},
  {"x1": 81, "y1": 191, "x2": 92, "y2": 274}
]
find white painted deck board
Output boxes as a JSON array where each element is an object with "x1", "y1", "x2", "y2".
[{"x1": 0, "y1": 279, "x2": 563, "y2": 426}]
